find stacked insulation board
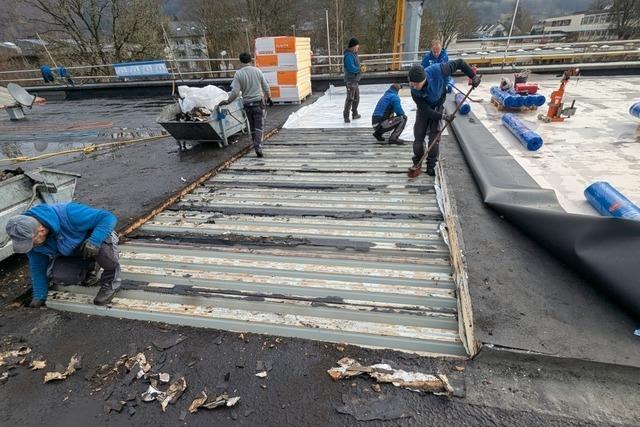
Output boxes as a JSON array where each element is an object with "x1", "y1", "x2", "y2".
[{"x1": 255, "y1": 37, "x2": 312, "y2": 103}]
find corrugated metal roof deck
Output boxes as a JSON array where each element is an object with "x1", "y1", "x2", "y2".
[{"x1": 48, "y1": 128, "x2": 468, "y2": 357}]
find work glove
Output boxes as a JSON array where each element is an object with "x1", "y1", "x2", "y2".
[
  {"x1": 218, "y1": 100, "x2": 230, "y2": 106},
  {"x1": 442, "y1": 113, "x2": 455, "y2": 123},
  {"x1": 80, "y1": 241, "x2": 100, "y2": 260},
  {"x1": 266, "y1": 97, "x2": 274, "y2": 107},
  {"x1": 360, "y1": 64, "x2": 368, "y2": 73},
  {"x1": 471, "y1": 74, "x2": 482, "y2": 88}
]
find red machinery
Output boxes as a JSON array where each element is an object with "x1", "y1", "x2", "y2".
[
  {"x1": 538, "y1": 68, "x2": 580, "y2": 123},
  {"x1": 514, "y1": 83, "x2": 538, "y2": 94}
]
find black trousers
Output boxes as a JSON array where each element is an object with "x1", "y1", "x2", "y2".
[
  {"x1": 412, "y1": 109, "x2": 443, "y2": 168},
  {"x1": 373, "y1": 115, "x2": 407, "y2": 141},
  {"x1": 244, "y1": 102, "x2": 266, "y2": 150},
  {"x1": 48, "y1": 232, "x2": 120, "y2": 289},
  {"x1": 343, "y1": 82, "x2": 360, "y2": 119}
]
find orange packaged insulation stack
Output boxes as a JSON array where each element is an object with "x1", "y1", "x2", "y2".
[{"x1": 255, "y1": 37, "x2": 312, "y2": 104}]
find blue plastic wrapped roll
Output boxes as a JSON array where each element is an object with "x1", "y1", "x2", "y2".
[
  {"x1": 501, "y1": 113, "x2": 543, "y2": 151},
  {"x1": 532, "y1": 94, "x2": 546, "y2": 107},
  {"x1": 630, "y1": 102, "x2": 640, "y2": 119},
  {"x1": 455, "y1": 92, "x2": 471, "y2": 115},
  {"x1": 584, "y1": 182, "x2": 640, "y2": 220},
  {"x1": 491, "y1": 86, "x2": 524, "y2": 108}
]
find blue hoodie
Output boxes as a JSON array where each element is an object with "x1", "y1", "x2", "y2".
[
  {"x1": 372, "y1": 87, "x2": 405, "y2": 124},
  {"x1": 421, "y1": 48, "x2": 449, "y2": 68},
  {"x1": 343, "y1": 49, "x2": 361, "y2": 83},
  {"x1": 24, "y1": 202, "x2": 117, "y2": 300}
]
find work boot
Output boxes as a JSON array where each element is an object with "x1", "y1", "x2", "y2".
[
  {"x1": 82, "y1": 264, "x2": 101, "y2": 287},
  {"x1": 352, "y1": 113, "x2": 361, "y2": 120},
  {"x1": 255, "y1": 148, "x2": 264, "y2": 158},
  {"x1": 373, "y1": 131, "x2": 385, "y2": 141},
  {"x1": 94, "y1": 283, "x2": 120, "y2": 306},
  {"x1": 426, "y1": 166, "x2": 436, "y2": 177},
  {"x1": 388, "y1": 138, "x2": 407, "y2": 145},
  {"x1": 344, "y1": 116, "x2": 351, "y2": 123},
  {"x1": 29, "y1": 299, "x2": 46, "y2": 308}
]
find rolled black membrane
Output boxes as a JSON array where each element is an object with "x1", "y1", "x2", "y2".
[{"x1": 447, "y1": 95, "x2": 640, "y2": 321}]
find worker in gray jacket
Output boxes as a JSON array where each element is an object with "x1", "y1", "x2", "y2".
[{"x1": 224, "y1": 52, "x2": 272, "y2": 157}]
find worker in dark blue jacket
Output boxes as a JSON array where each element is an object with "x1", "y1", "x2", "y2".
[
  {"x1": 422, "y1": 40, "x2": 453, "y2": 93},
  {"x1": 371, "y1": 83, "x2": 407, "y2": 144},
  {"x1": 421, "y1": 40, "x2": 449, "y2": 68},
  {"x1": 343, "y1": 38, "x2": 362, "y2": 123},
  {"x1": 5, "y1": 202, "x2": 121, "y2": 307},
  {"x1": 408, "y1": 60, "x2": 480, "y2": 176}
]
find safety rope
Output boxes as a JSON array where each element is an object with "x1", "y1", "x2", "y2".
[{"x1": 0, "y1": 134, "x2": 171, "y2": 165}]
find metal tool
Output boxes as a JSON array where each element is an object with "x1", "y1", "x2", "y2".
[
  {"x1": 407, "y1": 85, "x2": 476, "y2": 179},
  {"x1": 538, "y1": 68, "x2": 579, "y2": 123},
  {"x1": 450, "y1": 84, "x2": 483, "y2": 103}
]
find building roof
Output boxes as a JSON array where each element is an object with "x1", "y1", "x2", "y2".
[{"x1": 167, "y1": 21, "x2": 203, "y2": 38}]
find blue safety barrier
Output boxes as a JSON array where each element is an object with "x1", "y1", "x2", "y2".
[
  {"x1": 114, "y1": 60, "x2": 170, "y2": 80},
  {"x1": 630, "y1": 102, "x2": 640, "y2": 119},
  {"x1": 584, "y1": 182, "x2": 640, "y2": 220},
  {"x1": 491, "y1": 86, "x2": 524, "y2": 109},
  {"x1": 502, "y1": 113, "x2": 543, "y2": 151},
  {"x1": 455, "y1": 92, "x2": 471, "y2": 115}
]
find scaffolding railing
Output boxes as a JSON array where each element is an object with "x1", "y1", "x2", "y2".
[{"x1": 1, "y1": 40, "x2": 639, "y2": 85}]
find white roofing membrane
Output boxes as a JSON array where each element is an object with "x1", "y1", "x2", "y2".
[{"x1": 286, "y1": 77, "x2": 640, "y2": 216}]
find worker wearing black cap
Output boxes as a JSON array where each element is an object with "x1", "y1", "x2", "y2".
[
  {"x1": 408, "y1": 60, "x2": 480, "y2": 176},
  {"x1": 343, "y1": 37, "x2": 362, "y2": 123}
]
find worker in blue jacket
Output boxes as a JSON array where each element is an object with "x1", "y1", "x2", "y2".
[
  {"x1": 408, "y1": 60, "x2": 480, "y2": 176},
  {"x1": 371, "y1": 83, "x2": 407, "y2": 144},
  {"x1": 343, "y1": 38, "x2": 362, "y2": 123},
  {"x1": 422, "y1": 40, "x2": 453, "y2": 93},
  {"x1": 6, "y1": 202, "x2": 121, "y2": 307}
]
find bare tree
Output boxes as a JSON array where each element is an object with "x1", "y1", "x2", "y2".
[
  {"x1": 21, "y1": 0, "x2": 165, "y2": 66},
  {"x1": 610, "y1": 0, "x2": 640, "y2": 39},
  {"x1": 365, "y1": 0, "x2": 396, "y2": 53},
  {"x1": 245, "y1": 0, "x2": 295, "y2": 39},
  {"x1": 421, "y1": 0, "x2": 476, "y2": 48},
  {"x1": 513, "y1": 7, "x2": 534, "y2": 35}
]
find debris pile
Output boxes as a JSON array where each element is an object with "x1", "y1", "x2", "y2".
[
  {"x1": 175, "y1": 107, "x2": 212, "y2": 123},
  {"x1": 44, "y1": 353, "x2": 82, "y2": 383},
  {"x1": 327, "y1": 357, "x2": 453, "y2": 396},
  {"x1": 188, "y1": 391, "x2": 240, "y2": 413}
]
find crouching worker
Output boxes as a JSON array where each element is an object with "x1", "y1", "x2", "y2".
[
  {"x1": 371, "y1": 83, "x2": 408, "y2": 144},
  {"x1": 6, "y1": 202, "x2": 121, "y2": 307},
  {"x1": 408, "y1": 60, "x2": 480, "y2": 176}
]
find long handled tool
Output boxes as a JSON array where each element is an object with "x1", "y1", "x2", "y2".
[
  {"x1": 450, "y1": 84, "x2": 483, "y2": 103},
  {"x1": 407, "y1": 85, "x2": 476, "y2": 179}
]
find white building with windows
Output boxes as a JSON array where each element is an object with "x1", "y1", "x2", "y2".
[
  {"x1": 533, "y1": 7, "x2": 617, "y2": 41},
  {"x1": 166, "y1": 21, "x2": 211, "y2": 75}
]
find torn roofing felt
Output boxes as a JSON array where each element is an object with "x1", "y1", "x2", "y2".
[{"x1": 447, "y1": 95, "x2": 640, "y2": 321}]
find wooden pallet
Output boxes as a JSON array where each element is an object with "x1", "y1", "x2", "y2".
[{"x1": 272, "y1": 93, "x2": 311, "y2": 105}]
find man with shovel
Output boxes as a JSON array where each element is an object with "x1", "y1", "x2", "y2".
[{"x1": 408, "y1": 60, "x2": 481, "y2": 176}]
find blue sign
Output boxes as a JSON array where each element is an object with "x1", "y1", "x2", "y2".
[{"x1": 113, "y1": 60, "x2": 170, "y2": 79}]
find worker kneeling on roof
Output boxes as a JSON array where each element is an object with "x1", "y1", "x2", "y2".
[
  {"x1": 408, "y1": 59, "x2": 480, "y2": 176},
  {"x1": 371, "y1": 83, "x2": 407, "y2": 145},
  {"x1": 6, "y1": 202, "x2": 121, "y2": 308}
]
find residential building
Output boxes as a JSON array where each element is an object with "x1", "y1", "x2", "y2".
[
  {"x1": 533, "y1": 6, "x2": 620, "y2": 41},
  {"x1": 166, "y1": 21, "x2": 211, "y2": 76},
  {"x1": 472, "y1": 22, "x2": 507, "y2": 39}
]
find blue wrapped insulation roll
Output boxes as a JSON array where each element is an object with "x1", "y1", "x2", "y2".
[
  {"x1": 491, "y1": 86, "x2": 524, "y2": 108},
  {"x1": 502, "y1": 113, "x2": 543, "y2": 151},
  {"x1": 584, "y1": 182, "x2": 640, "y2": 220},
  {"x1": 455, "y1": 92, "x2": 471, "y2": 115},
  {"x1": 532, "y1": 94, "x2": 546, "y2": 107},
  {"x1": 630, "y1": 102, "x2": 640, "y2": 119}
]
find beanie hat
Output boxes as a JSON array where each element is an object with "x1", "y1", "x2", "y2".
[
  {"x1": 348, "y1": 38, "x2": 359, "y2": 48},
  {"x1": 408, "y1": 64, "x2": 426, "y2": 83}
]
